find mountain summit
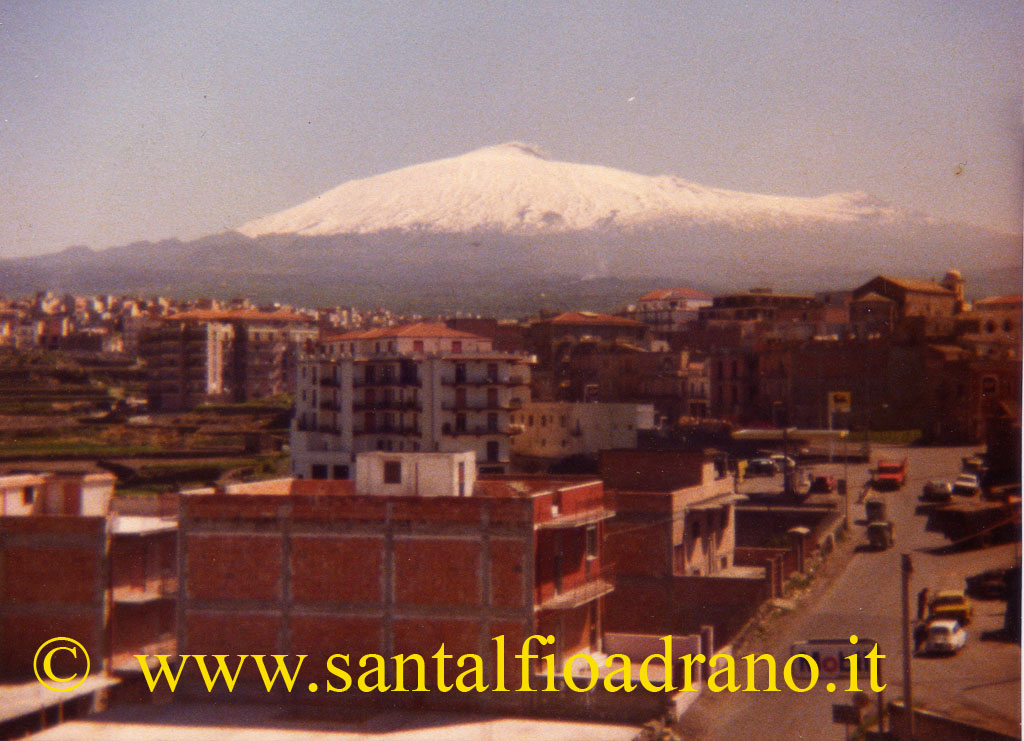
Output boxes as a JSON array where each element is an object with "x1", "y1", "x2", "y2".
[
  {"x1": 238, "y1": 142, "x2": 913, "y2": 238},
  {"x1": 1, "y1": 143, "x2": 1018, "y2": 312}
]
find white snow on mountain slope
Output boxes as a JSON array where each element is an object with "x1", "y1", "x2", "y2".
[{"x1": 237, "y1": 142, "x2": 919, "y2": 238}]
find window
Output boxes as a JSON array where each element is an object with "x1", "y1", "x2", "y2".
[
  {"x1": 585, "y1": 525, "x2": 598, "y2": 559},
  {"x1": 487, "y1": 363, "x2": 498, "y2": 382},
  {"x1": 455, "y1": 413, "x2": 467, "y2": 433},
  {"x1": 22, "y1": 486, "x2": 34, "y2": 505},
  {"x1": 981, "y1": 376, "x2": 998, "y2": 395},
  {"x1": 451, "y1": 341, "x2": 462, "y2": 354},
  {"x1": 384, "y1": 460, "x2": 402, "y2": 483},
  {"x1": 413, "y1": 340, "x2": 424, "y2": 353},
  {"x1": 691, "y1": 520, "x2": 701, "y2": 540},
  {"x1": 487, "y1": 413, "x2": 498, "y2": 432},
  {"x1": 311, "y1": 464, "x2": 328, "y2": 480},
  {"x1": 332, "y1": 465, "x2": 349, "y2": 479}
]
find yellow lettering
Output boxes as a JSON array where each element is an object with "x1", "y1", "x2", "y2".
[
  {"x1": 707, "y1": 654, "x2": 739, "y2": 693},
  {"x1": 326, "y1": 654, "x2": 351, "y2": 693},
  {"x1": 742, "y1": 653, "x2": 780, "y2": 692},
  {"x1": 602, "y1": 654, "x2": 635, "y2": 692},
  {"x1": 392, "y1": 654, "x2": 427, "y2": 692},
  {"x1": 432, "y1": 644, "x2": 453, "y2": 692},
  {"x1": 563, "y1": 653, "x2": 599, "y2": 692},
  {"x1": 455, "y1": 654, "x2": 488, "y2": 692},
  {"x1": 357, "y1": 654, "x2": 390, "y2": 692},
  {"x1": 783, "y1": 654, "x2": 817, "y2": 692},
  {"x1": 251, "y1": 655, "x2": 305, "y2": 693}
]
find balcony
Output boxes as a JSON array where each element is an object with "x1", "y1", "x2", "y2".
[
  {"x1": 442, "y1": 423, "x2": 515, "y2": 436},
  {"x1": 354, "y1": 426, "x2": 421, "y2": 436},
  {"x1": 319, "y1": 400, "x2": 341, "y2": 412},
  {"x1": 536, "y1": 507, "x2": 614, "y2": 530},
  {"x1": 353, "y1": 399, "x2": 421, "y2": 412},
  {"x1": 441, "y1": 375, "x2": 527, "y2": 387},
  {"x1": 441, "y1": 402, "x2": 517, "y2": 412},
  {"x1": 319, "y1": 376, "x2": 341, "y2": 388},
  {"x1": 112, "y1": 575, "x2": 178, "y2": 604},
  {"x1": 353, "y1": 377, "x2": 420, "y2": 388},
  {"x1": 536, "y1": 568, "x2": 615, "y2": 611}
]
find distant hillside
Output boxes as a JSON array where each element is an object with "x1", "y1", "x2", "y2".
[{"x1": 1, "y1": 143, "x2": 1018, "y2": 313}]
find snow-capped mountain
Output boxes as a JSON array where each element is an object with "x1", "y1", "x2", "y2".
[
  {"x1": 238, "y1": 142, "x2": 917, "y2": 238},
  {"x1": 1, "y1": 143, "x2": 1018, "y2": 313}
]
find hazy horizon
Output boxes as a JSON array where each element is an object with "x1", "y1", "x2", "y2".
[{"x1": 1, "y1": 1, "x2": 1022, "y2": 258}]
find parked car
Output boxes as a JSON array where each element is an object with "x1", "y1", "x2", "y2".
[
  {"x1": 770, "y1": 454, "x2": 797, "y2": 470},
  {"x1": 810, "y1": 475, "x2": 836, "y2": 493},
  {"x1": 966, "y1": 568, "x2": 1009, "y2": 600},
  {"x1": 928, "y1": 589, "x2": 973, "y2": 625},
  {"x1": 921, "y1": 480, "x2": 953, "y2": 503},
  {"x1": 746, "y1": 458, "x2": 778, "y2": 476},
  {"x1": 923, "y1": 619, "x2": 967, "y2": 655},
  {"x1": 952, "y1": 473, "x2": 980, "y2": 497},
  {"x1": 873, "y1": 458, "x2": 907, "y2": 489},
  {"x1": 867, "y1": 521, "x2": 894, "y2": 549}
]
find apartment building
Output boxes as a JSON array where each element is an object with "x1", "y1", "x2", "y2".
[
  {"x1": 599, "y1": 449, "x2": 762, "y2": 646},
  {"x1": 140, "y1": 309, "x2": 316, "y2": 411},
  {"x1": 291, "y1": 322, "x2": 531, "y2": 479},
  {"x1": 511, "y1": 401, "x2": 657, "y2": 466},
  {"x1": 623, "y1": 287, "x2": 712, "y2": 333}
]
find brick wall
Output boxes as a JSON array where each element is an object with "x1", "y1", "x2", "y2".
[
  {"x1": 0, "y1": 517, "x2": 108, "y2": 677},
  {"x1": 178, "y1": 493, "x2": 539, "y2": 691}
]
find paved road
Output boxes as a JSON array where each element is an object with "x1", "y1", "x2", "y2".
[{"x1": 684, "y1": 445, "x2": 1021, "y2": 740}]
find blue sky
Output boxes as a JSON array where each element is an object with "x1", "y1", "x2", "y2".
[{"x1": 1, "y1": 1, "x2": 1021, "y2": 257}]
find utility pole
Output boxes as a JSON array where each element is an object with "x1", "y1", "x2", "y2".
[{"x1": 901, "y1": 553, "x2": 914, "y2": 740}]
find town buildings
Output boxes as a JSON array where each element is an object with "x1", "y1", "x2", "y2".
[
  {"x1": 511, "y1": 401, "x2": 657, "y2": 469},
  {"x1": 622, "y1": 287, "x2": 712, "y2": 333},
  {"x1": 290, "y1": 322, "x2": 531, "y2": 479},
  {"x1": 140, "y1": 309, "x2": 317, "y2": 411}
]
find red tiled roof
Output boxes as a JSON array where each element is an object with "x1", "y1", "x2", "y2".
[
  {"x1": 639, "y1": 287, "x2": 712, "y2": 302},
  {"x1": 167, "y1": 309, "x2": 310, "y2": 323},
  {"x1": 876, "y1": 276, "x2": 954, "y2": 295},
  {"x1": 975, "y1": 295, "x2": 1022, "y2": 307},
  {"x1": 542, "y1": 311, "x2": 646, "y2": 327},
  {"x1": 324, "y1": 322, "x2": 485, "y2": 342}
]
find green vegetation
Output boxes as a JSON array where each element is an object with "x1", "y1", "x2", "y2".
[{"x1": 116, "y1": 454, "x2": 288, "y2": 495}]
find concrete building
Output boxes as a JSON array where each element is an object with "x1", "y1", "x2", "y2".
[
  {"x1": 290, "y1": 323, "x2": 531, "y2": 479},
  {"x1": 624, "y1": 287, "x2": 712, "y2": 333},
  {"x1": 140, "y1": 309, "x2": 316, "y2": 411},
  {"x1": 697, "y1": 290, "x2": 825, "y2": 324},
  {"x1": 511, "y1": 401, "x2": 657, "y2": 466},
  {"x1": 599, "y1": 449, "x2": 759, "y2": 646}
]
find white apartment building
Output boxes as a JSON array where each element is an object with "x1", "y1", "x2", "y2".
[
  {"x1": 510, "y1": 401, "x2": 657, "y2": 463},
  {"x1": 291, "y1": 323, "x2": 531, "y2": 479}
]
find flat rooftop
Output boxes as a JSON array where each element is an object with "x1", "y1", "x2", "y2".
[
  {"x1": 29, "y1": 701, "x2": 636, "y2": 741},
  {"x1": 184, "y1": 476, "x2": 601, "y2": 501}
]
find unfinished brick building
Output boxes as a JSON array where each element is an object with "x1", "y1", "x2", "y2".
[
  {"x1": 0, "y1": 471, "x2": 177, "y2": 677},
  {"x1": 176, "y1": 452, "x2": 676, "y2": 719}
]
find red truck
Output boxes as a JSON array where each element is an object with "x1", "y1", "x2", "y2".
[{"x1": 874, "y1": 457, "x2": 908, "y2": 490}]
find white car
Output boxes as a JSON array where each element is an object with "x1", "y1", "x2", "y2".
[
  {"x1": 769, "y1": 454, "x2": 796, "y2": 470},
  {"x1": 952, "y1": 473, "x2": 980, "y2": 496},
  {"x1": 924, "y1": 619, "x2": 967, "y2": 655}
]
